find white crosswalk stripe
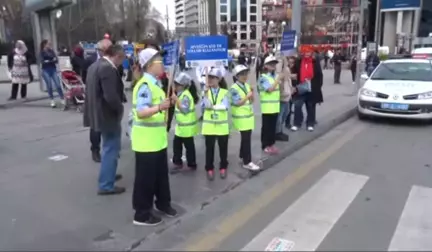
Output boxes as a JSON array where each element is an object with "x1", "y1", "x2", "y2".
[
  {"x1": 388, "y1": 185, "x2": 432, "y2": 251},
  {"x1": 241, "y1": 170, "x2": 369, "y2": 251}
]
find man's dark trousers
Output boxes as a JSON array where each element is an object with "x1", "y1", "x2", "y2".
[
  {"x1": 334, "y1": 65, "x2": 341, "y2": 84},
  {"x1": 90, "y1": 128, "x2": 101, "y2": 152}
]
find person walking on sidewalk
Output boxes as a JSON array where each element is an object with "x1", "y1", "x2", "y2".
[
  {"x1": 350, "y1": 52, "x2": 357, "y2": 85},
  {"x1": 171, "y1": 72, "x2": 199, "y2": 172},
  {"x1": 40, "y1": 39, "x2": 65, "y2": 108},
  {"x1": 275, "y1": 57, "x2": 293, "y2": 142},
  {"x1": 331, "y1": 49, "x2": 344, "y2": 84},
  {"x1": 201, "y1": 67, "x2": 230, "y2": 181},
  {"x1": 7, "y1": 40, "x2": 33, "y2": 101},
  {"x1": 258, "y1": 55, "x2": 281, "y2": 155},
  {"x1": 291, "y1": 49, "x2": 323, "y2": 132},
  {"x1": 84, "y1": 44, "x2": 126, "y2": 196},
  {"x1": 230, "y1": 65, "x2": 260, "y2": 171},
  {"x1": 131, "y1": 48, "x2": 177, "y2": 226}
]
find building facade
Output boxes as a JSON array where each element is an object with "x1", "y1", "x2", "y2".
[
  {"x1": 198, "y1": 0, "x2": 262, "y2": 49},
  {"x1": 185, "y1": 0, "x2": 199, "y2": 28},
  {"x1": 175, "y1": 0, "x2": 186, "y2": 27}
]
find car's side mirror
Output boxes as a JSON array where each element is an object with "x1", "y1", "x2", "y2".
[{"x1": 360, "y1": 73, "x2": 369, "y2": 80}]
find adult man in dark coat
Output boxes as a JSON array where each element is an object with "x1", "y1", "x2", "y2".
[
  {"x1": 290, "y1": 50, "x2": 323, "y2": 131},
  {"x1": 83, "y1": 44, "x2": 126, "y2": 195}
]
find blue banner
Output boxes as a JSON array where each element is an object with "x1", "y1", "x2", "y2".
[
  {"x1": 280, "y1": 30, "x2": 296, "y2": 55},
  {"x1": 185, "y1": 35, "x2": 228, "y2": 68},
  {"x1": 381, "y1": 0, "x2": 420, "y2": 10},
  {"x1": 162, "y1": 40, "x2": 180, "y2": 67}
]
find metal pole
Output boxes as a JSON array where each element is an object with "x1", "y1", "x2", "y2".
[
  {"x1": 291, "y1": 0, "x2": 302, "y2": 47},
  {"x1": 374, "y1": 0, "x2": 381, "y2": 49},
  {"x1": 354, "y1": 0, "x2": 365, "y2": 94},
  {"x1": 207, "y1": 0, "x2": 217, "y2": 35}
]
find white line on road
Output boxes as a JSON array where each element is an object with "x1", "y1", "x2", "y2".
[
  {"x1": 241, "y1": 169, "x2": 369, "y2": 251},
  {"x1": 388, "y1": 185, "x2": 432, "y2": 251}
]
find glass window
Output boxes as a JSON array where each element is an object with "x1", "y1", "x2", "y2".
[
  {"x1": 250, "y1": 6, "x2": 257, "y2": 13},
  {"x1": 250, "y1": 0, "x2": 256, "y2": 3},
  {"x1": 230, "y1": 0, "x2": 237, "y2": 21},
  {"x1": 220, "y1": 0, "x2": 227, "y2": 3},
  {"x1": 220, "y1": 15, "x2": 228, "y2": 22},
  {"x1": 250, "y1": 25, "x2": 257, "y2": 39},
  {"x1": 250, "y1": 15, "x2": 256, "y2": 22},
  {"x1": 220, "y1": 5, "x2": 227, "y2": 13},
  {"x1": 370, "y1": 62, "x2": 432, "y2": 81},
  {"x1": 241, "y1": 33, "x2": 247, "y2": 40},
  {"x1": 241, "y1": 25, "x2": 247, "y2": 31},
  {"x1": 240, "y1": 0, "x2": 247, "y2": 22}
]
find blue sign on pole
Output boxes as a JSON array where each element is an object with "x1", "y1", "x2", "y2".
[
  {"x1": 123, "y1": 44, "x2": 134, "y2": 57},
  {"x1": 280, "y1": 30, "x2": 296, "y2": 56},
  {"x1": 185, "y1": 35, "x2": 228, "y2": 68},
  {"x1": 381, "y1": 0, "x2": 421, "y2": 11},
  {"x1": 162, "y1": 40, "x2": 180, "y2": 67}
]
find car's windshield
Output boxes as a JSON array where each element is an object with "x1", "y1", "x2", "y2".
[{"x1": 370, "y1": 62, "x2": 432, "y2": 81}]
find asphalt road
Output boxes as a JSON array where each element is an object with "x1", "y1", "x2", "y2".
[{"x1": 135, "y1": 117, "x2": 432, "y2": 251}]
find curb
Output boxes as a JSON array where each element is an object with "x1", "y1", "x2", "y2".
[
  {"x1": 0, "y1": 95, "x2": 50, "y2": 109},
  {"x1": 259, "y1": 106, "x2": 357, "y2": 172},
  {"x1": 125, "y1": 106, "x2": 357, "y2": 251}
]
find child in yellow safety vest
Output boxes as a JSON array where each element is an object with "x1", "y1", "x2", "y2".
[
  {"x1": 171, "y1": 72, "x2": 200, "y2": 172},
  {"x1": 201, "y1": 67, "x2": 230, "y2": 181},
  {"x1": 230, "y1": 65, "x2": 260, "y2": 171}
]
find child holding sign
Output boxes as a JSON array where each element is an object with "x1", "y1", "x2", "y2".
[
  {"x1": 201, "y1": 67, "x2": 230, "y2": 181},
  {"x1": 171, "y1": 72, "x2": 200, "y2": 172}
]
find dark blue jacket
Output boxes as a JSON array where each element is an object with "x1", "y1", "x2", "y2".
[{"x1": 40, "y1": 49, "x2": 58, "y2": 71}]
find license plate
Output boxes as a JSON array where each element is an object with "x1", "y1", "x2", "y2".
[{"x1": 381, "y1": 103, "x2": 409, "y2": 110}]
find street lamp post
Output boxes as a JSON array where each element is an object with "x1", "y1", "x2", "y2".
[{"x1": 354, "y1": 0, "x2": 366, "y2": 95}]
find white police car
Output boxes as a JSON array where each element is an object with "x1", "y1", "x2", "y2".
[{"x1": 357, "y1": 56, "x2": 432, "y2": 120}]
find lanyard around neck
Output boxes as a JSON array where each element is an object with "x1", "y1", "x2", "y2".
[{"x1": 210, "y1": 88, "x2": 220, "y2": 105}]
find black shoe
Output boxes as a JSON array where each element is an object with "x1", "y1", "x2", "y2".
[
  {"x1": 155, "y1": 206, "x2": 178, "y2": 218},
  {"x1": 133, "y1": 213, "x2": 163, "y2": 226},
  {"x1": 7, "y1": 97, "x2": 16, "y2": 101},
  {"x1": 97, "y1": 186, "x2": 126, "y2": 195},
  {"x1": 115, "y1": 174, "x2": 123, "y2": 181},
  {"x1": 92, "y1": 151, "x2": 101, "y2": 163},
  {"x1": 276, "y1": 132, "x2": 289, "y2": 142}
]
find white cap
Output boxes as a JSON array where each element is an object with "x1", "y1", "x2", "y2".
[
  {"x1": 234, "y1": 65, "x2": 249, "y2": 76},
  {"x1": 174, "y1": 72, "x2": 192, "y2": 86},
  {"x1": 138, "y1": 48, "x2": 159, "y2": 67},
  {"x1": 208, "y1": 67, "x2": 222, "y2": 78},
  {"x1": 264, "y1": 55, "x2": 278, "y2": 65}
]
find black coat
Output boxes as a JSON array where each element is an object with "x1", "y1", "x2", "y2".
[
  {"x1": 293, "y1": 57, "x2": 324, "y2": 104},
  {"x1": 83, "y1": 58, "x2": 124, "y2": 133}
]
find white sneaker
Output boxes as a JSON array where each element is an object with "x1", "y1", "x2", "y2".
[
  {"x1": 181, "y1": 155, "x2": 186, "y2": 162},
  {"x1": 243, "y1": 162, "x2": 260, "y2": 171},
  {"x1": 307, "y1": 126, "x2": 314, "y2": 132},
  {"x1": 291, "y1": 126, "x2": 299, "y2": 132},
  {"x1": 352, "y1": 81, "x2": 356, "y2": 85},
  {"x1": 50, "y1": 100, "x2": 56, "y2": 108}
]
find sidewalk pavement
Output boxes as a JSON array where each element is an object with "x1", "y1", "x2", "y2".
[{"x1": 0, "y1": 69, "x2": 356, "y2": 250}]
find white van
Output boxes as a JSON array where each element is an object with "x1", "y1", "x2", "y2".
[{"x1": 411, "y1": 47, "x2": 432, "y2": 59}]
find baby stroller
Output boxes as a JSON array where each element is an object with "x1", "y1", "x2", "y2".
[{"x1": 60, "y1": 70, "x2": 85, "y2": 112}]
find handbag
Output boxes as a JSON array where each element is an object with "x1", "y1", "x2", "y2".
[{"x1": 297, "y1": 80, "x2": 311, "y2": 95}]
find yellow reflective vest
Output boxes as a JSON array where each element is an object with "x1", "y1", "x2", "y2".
[
  {"x1": 201, "y1": 88, "x2": 230, "y2": 136},
  {"x1": 131, "y1": 75, "x2": 167, "y2": 152},
  {"x1": 230, "y1": 82, "x2": 254, "y2": 131},
  {"x1": 259, "y1": 73, "x2": 280, "y2": 114},
  {"x1": 175, "y1": 89, "x2": 198, "y2": 138}
]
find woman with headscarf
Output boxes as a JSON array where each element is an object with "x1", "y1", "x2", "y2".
[{"x1": 7, "y1": 40, "x2": 33, "y2": 100}]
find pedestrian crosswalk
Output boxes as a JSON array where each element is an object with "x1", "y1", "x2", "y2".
[{"x1": 241, "y1": 170, "x2": 432, "y2": 251}]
